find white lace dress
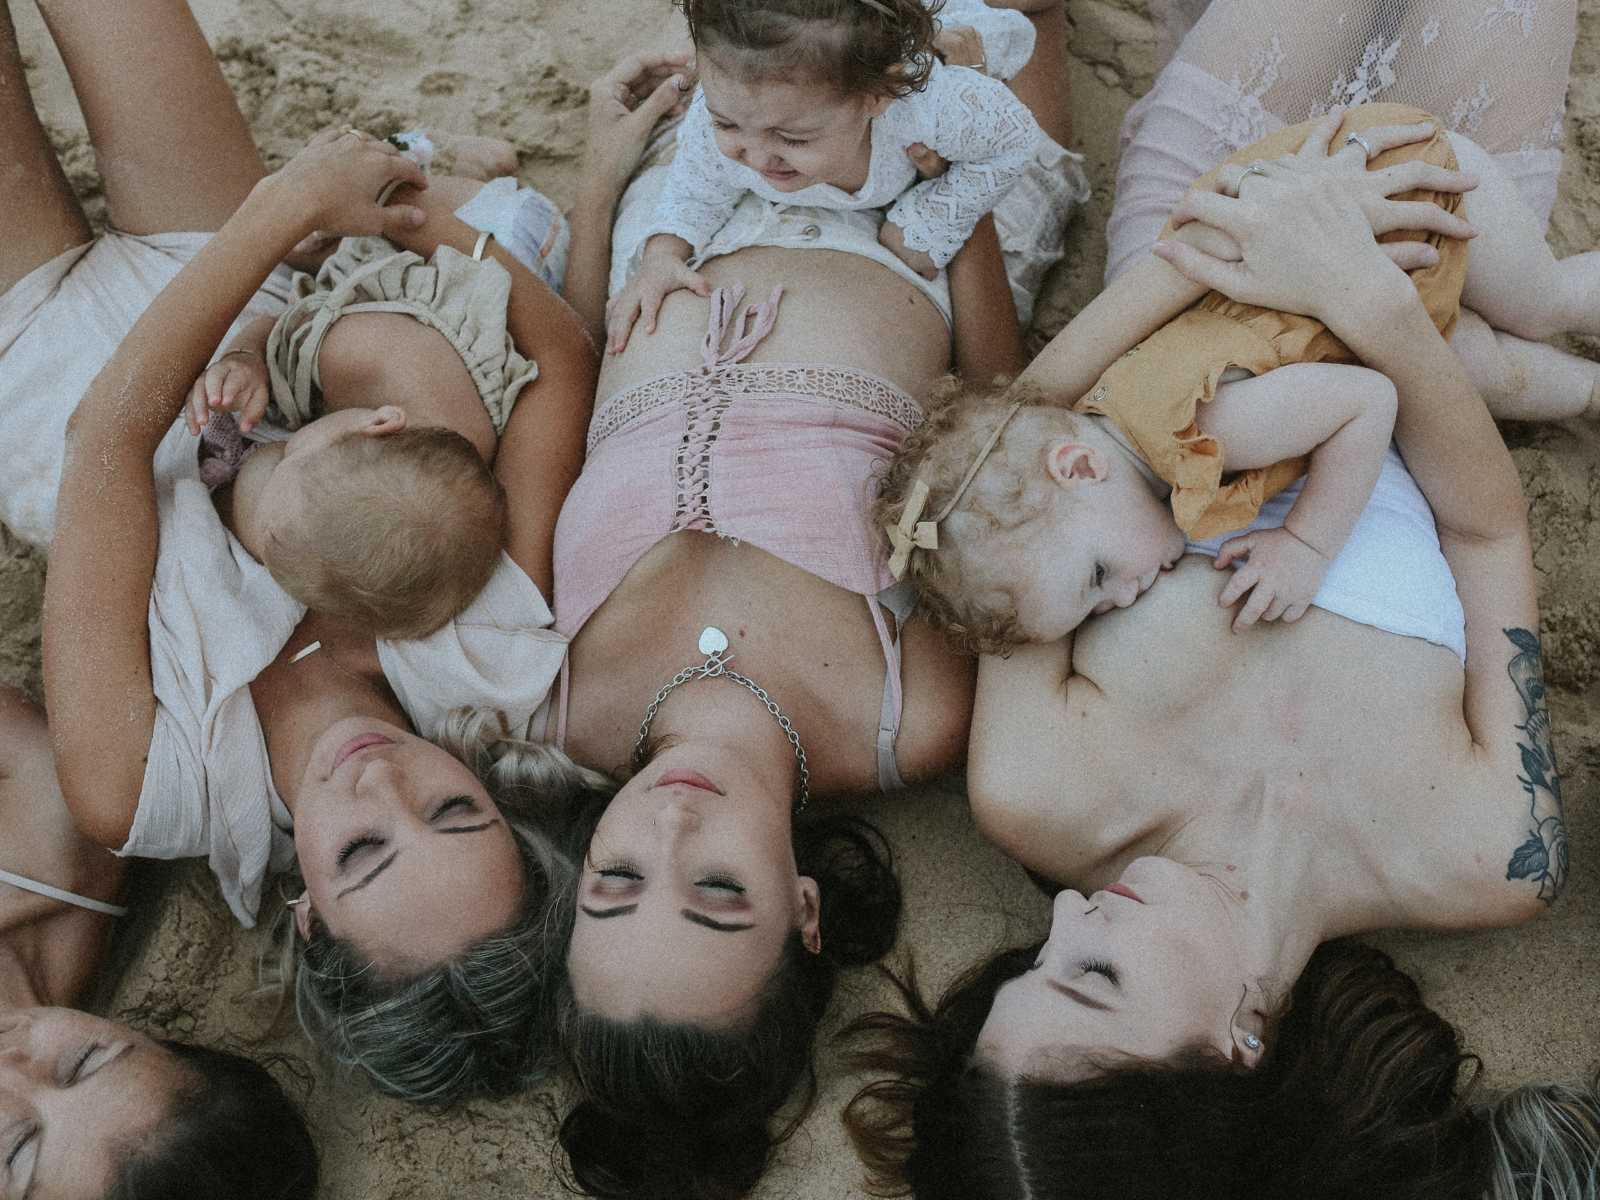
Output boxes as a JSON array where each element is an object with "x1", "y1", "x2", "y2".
[
  {"x1": 647, "y1": 57, "x2": 1044, "y2": 269},
  {"x1": 1109, "y1": 0, "x2": 1577, "y2": 282}
]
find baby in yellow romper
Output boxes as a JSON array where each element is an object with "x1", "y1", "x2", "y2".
[{"x1": 881, "y1": 104, "x2": 1600, "y2": 651}]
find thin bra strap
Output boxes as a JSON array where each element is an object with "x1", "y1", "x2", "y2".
[
  {"x1": 701, "y1": 284, "x2": 785, "y2": 369},
  {"x1": 0, "y1": 867, "x2": 128, "y2": 918},
  {"x1": 868, "y1": 583, "x2": 919, "y2": 793}
]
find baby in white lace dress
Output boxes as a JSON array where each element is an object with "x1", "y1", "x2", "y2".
[{"x1": 605, "y1": 0, "x2": 1047, "y2": 352}]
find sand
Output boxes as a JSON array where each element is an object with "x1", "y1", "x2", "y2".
[{"x1": 6, "y1": 1, "x2": 1599, "y2": 1197}]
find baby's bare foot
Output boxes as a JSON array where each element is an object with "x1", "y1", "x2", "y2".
[{"x1": 431, "y1": 132, "x2": 519, "y2": 181}]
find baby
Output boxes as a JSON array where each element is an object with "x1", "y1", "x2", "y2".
[
  {"x1": 188, "y1": 132, "x2": 570, "y2": 641},
  {"x1": 606, "y1": 0, "x2": 1048, "y2": 352},
  {"x1": 880, "y1": 107, "x2": 1600, "y2": 652}
]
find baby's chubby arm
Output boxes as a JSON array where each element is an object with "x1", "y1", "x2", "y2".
[
  {"x1": 606, "y1": 94, "x2": 737, "y2": 353},
  {"x1": 1196, "y1": 362, "x2": 1398, "y2": 629},
  {"x1": 885, "y1": 64, "x2": 1043, "y2": 271}
]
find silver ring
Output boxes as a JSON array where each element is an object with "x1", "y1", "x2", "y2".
[
  {"x1": 1345, "y1": 132, "x2": 1375, "y2": 159},
  {"x1": 1236, "y1": 161, "x2": 1270, "y2": 194}
]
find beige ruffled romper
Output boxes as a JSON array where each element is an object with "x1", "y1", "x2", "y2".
[{"x1": 1076, "y1": 104, "x2": 1469, "y2": 539}]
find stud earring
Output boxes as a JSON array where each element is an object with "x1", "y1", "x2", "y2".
[{"x1": 1243, "y1": 1033, "x2": 1262, "y2": 1051}]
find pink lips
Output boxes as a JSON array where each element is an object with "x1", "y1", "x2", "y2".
[
  {"x1": 332, "y1": 732, "x2": 393, "y2": 772},
  {"x1": 654, "y1": 769, "x2": 724, "y2": 795},
  {"x1": 1105, "y1": 883, "x2": 1146, "y2": 904}
]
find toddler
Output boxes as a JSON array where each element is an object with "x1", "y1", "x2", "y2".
[
  {"x1": 606, "y1": 0, "x2": 1048, "y2": 352},
  {"x1": 880, "y1": 106, "x2": 1600, "y2": 652},
  {"x1": 189, "y1": 131, "x2": 570, "y2": 641}
]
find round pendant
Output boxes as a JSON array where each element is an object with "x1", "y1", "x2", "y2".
[{"x1": 698, "y1": 626, "x2": 730, "y2": 657}]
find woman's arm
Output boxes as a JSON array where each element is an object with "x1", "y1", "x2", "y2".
[
  {"x1": 43, "y1": 131, "x2": 425, "y2": 847},
  {"x1": 947, "y1": 213, "x2": 1025, "y2": 379},
  {"x1": 1157, "y1": 153, "x2": 1560, "y2": 917},
  {"x1": 385, "y1": 193, "x2": 598, "y2": 596}
]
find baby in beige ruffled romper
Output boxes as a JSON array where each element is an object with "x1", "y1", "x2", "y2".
[{"x1": 186, "y1": 130, "x2": 570, "y2": 640}]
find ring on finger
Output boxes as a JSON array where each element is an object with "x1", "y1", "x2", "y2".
[
  {"x1": 1237, "y1": 161, "x2": 1270, "y2": 193},
  {"x1": 1345, "y1": 132, "x2": 1375, "y2": 159}
]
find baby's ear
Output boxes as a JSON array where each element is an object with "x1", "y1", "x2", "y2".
[
  {"x1": 362, "y1": 405, "x2": 408, "y2": 437},
  {"x1": 1044, "y1": 437, "x2": 1109, "y2": 487}
]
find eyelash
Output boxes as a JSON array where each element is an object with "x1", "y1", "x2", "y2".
[
  {"x1": 432, "y1": 795, "x2": 474, "y2": 821},
  {"x1": 5, "y1": 1123, "x2": 34, "y2": 1169},
  {"x1": 711, "y1": 121, "x2": 808, "y2": 148},
  {"x1": 66, "y1": 1043, "x2": 98, "y2": 1084},
  {"x1": 591, "y1": 864, "x2": 743, "y2": 893},
  {"x1": 1077, "y1": 958, "x2": 1121, "y2": 986},
  {"x1": 697, "y1": 874, "x2": 745, "y2": 893},
  {"x1": 337, "y1": 834, "x2": 383, "y2": 866}
]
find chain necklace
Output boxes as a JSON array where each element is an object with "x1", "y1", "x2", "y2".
[{"x1": 631, "y1": 627, "x2": 810, "y2": 814}]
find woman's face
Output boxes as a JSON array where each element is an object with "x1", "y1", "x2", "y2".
[
  {"x1": 292, "y1": 717, "x2": 525, "y2": 971},
  {"x1": 975, "y1": 858, "x2": 1261, "y2": 1079},
  {"x1": 0, "y1": 1008, "x2": 181, "y2": 1200},
  {"x1": 566, "y1": 742, "x2": 820, "y2": 1028}
]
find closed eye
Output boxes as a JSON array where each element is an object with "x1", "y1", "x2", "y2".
[
  {"x1": 777, "y1": 135, "x2": 808, "y2": 147},
  {"x1": 695, "y1": 874, "x2": 745, "y2": 894},
  {"x1": 1077, "y1": 958, "x2": 1121, "y2": 986},
  {"x1": 430, "y1": 794, "x2": 475, "y2": 821},
  {"x1": 337, "y1": 833, "x2": 383, "y2": 867}
]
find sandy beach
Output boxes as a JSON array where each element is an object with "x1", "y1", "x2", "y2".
[{"x1": 6, "y1": 1, "x2": 1599, "y2": 1196}]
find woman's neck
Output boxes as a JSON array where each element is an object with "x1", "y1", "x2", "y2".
[
  {"x1": 248, "y1": 616, "x2": 403, "y2": 815},
  {"x1": 642, "y1": 670, "x2": 801, "y2": 814}
]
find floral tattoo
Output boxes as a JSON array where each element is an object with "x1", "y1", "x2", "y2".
[{"x1": 1502, "y1": 627, "x2": 1566, "y2": 904}]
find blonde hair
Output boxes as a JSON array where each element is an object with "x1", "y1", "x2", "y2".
[
  {"x1": 1485, "y1": 1074, "x2": 1600, "y2": 1200},
  {"x1": 876, "y1": 378, "x2": 1080, "y2": 655},
  {"x1": 262, "y1": 427, "x2": 506, "y2": 641}
]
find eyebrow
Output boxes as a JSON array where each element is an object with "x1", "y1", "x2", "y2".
[
  {"x1": 580, "y1": 904, "x2": 638, "y2": 919},
  {"x1": 338, "y1": 850, "x2": 399, "y2": 899},
  {"x1": 681, "y1": 910, "x2": 755, "y2": 933},
  {"x1": 1048, "y1": 979, "x2": 1115, "y2": 1012}
]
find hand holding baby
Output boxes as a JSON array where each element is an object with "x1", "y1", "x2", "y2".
[{"x1": 1214, "y1": 526, "x2": 1329, "y2": 631}]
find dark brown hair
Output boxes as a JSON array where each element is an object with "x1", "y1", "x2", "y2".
[
  {"x1": 555, "y1": 813, "x2": 903, "y2": 1200},
  {"x1": 679, "y1": 0, "x2": 939, "y2": 98},
  {"x1": 842, "y1": 940, "x2": 1492, "y2": 1200},
  {"x1": 109, "y1": 1042, "x2": 319, "y2": 1200}
]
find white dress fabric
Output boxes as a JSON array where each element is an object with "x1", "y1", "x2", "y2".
[{"x1": 648, "y1": 59, "x2": 1045, "y2": 269}]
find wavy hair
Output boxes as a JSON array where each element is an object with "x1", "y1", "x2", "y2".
[
  {"x1": 555, "y1": 813, "x2": 902, "y2": 1200},
  {"x1": 291, "y1": 709, "x2": 616, "y2": 1104},
  {"x1": 1486, "y1": 1072, "x2": 1600, "y2": 1200},
  {"x1": 842, "y1": 940, "x2": 1492, "y2": 1200},
  {"x1": 679, "y1": 0, "x2": 939, "y2": 98}
]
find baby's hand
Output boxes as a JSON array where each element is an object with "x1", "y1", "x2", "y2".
[
  {"x1": 187, "y1": 350, "x2": 270, "y2": 435},
  {"x1": 879, "y1": 220, "x2": 938, "y2": 280},
  {"x1": 1214, "y1": 527, "x2": 1329, "y2": 632},
  {"x1": 605, "y1": 247, "x2": 710, "y2": 354},
  {"x1": 933, "y1": 24, "x2": 988, "y2": 74}
]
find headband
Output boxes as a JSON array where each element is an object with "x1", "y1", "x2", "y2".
[{"x1": 886, "y1": 398, "x2": 1026, "y2": 579}]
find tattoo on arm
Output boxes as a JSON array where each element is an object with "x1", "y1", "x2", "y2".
[{"x1": 1502, "y1": 627, "x2": 1566, "y2": 904}]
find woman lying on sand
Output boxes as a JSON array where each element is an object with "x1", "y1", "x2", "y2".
[
  {"x1": 844, "y1": 1, "x2": 1597, "y2": 1195},
  {"x1": 1, "y1": 0, "x2": 597, "y2": 1105},
  {"x1": 0, "y1": 683, "x2": 318, "y2": 1200}
]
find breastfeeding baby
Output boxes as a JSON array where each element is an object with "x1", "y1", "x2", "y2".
[
  {"x1": 605, "y1": 0, "x2": 1074, "y2": 352},
  {"x1": 187, "y1": 129, "x2": 571, "y2": 639},
  {"x1": 882, "y1": 105, "x2": 1600, "y2": 647}
]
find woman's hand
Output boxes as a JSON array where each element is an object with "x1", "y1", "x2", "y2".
[
  {"x1": 1153, "y1": 111, "x2": 1479, "y2": 322},
  {"x1": 582, "y1": 49, "x2": 696, "y2": 199},
  {"x1": 257, "y1": 126, "x2": 429, "y2": 242}
]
